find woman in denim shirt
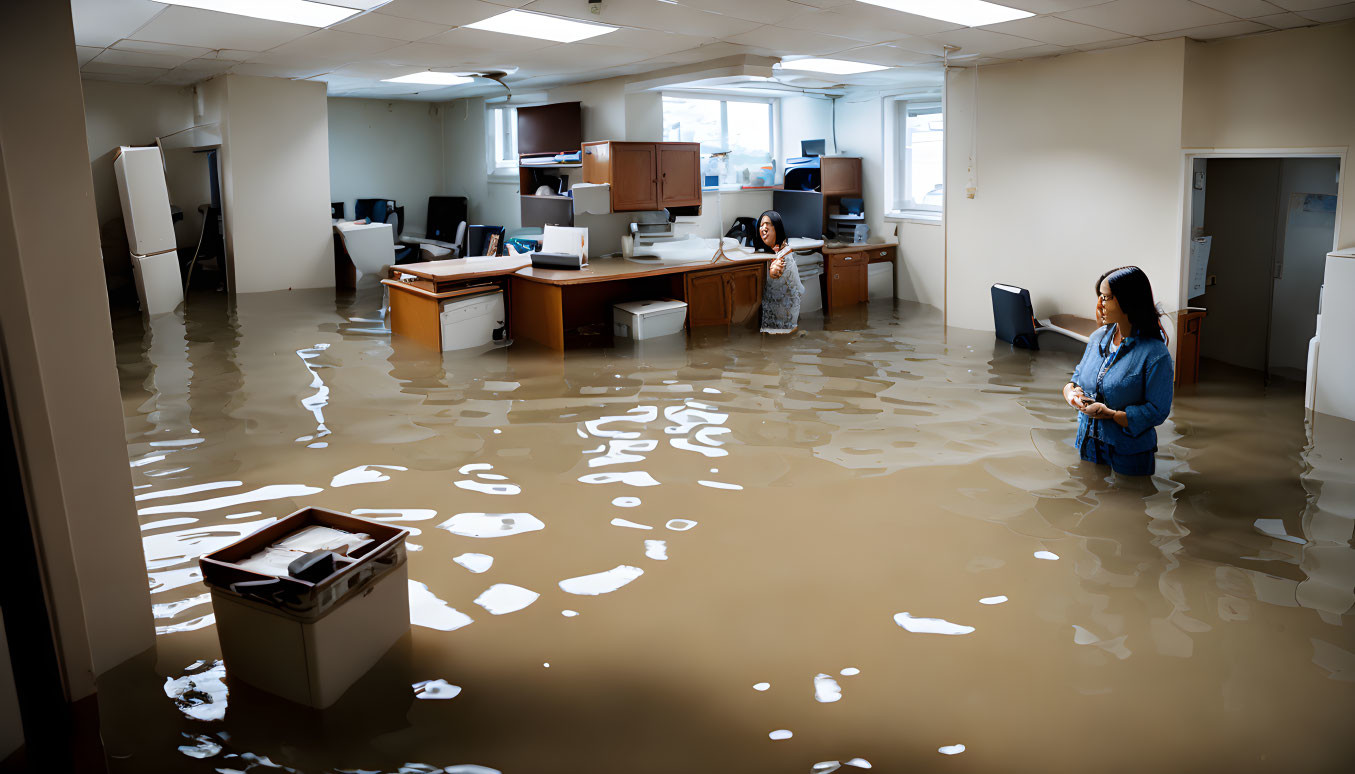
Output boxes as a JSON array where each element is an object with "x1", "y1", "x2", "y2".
[{"x1": 1062, "y1": 266, "x2": 1173, "y2": 476}]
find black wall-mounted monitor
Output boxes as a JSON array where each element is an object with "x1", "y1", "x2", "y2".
[{"x1": 773, "y1": 190, "x2": 823, "y2": 239}]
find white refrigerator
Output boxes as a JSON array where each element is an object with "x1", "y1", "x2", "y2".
[{"x1": 113, "y1": 145, "x2": 183, "y2": 315}]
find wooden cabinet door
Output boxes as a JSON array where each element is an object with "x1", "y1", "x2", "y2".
[
  {"x1": 829, "y1": 261, "x2": 866, "y2": 310},
  {"x1": 821, "y1": 157, "x2": 861, "y2": 195},
  {"x1": 610, "y1": 143, "x2": 658, "y2": 211},
  {"x1": 727, "y1": 265, "x2": 763, "y2": 326},
  {"x1": 685, "y1": 269, "x2": 729, "y2": 327},
  {"x1": 657, "y1": 143, "x2": 701, "y2": 207}
]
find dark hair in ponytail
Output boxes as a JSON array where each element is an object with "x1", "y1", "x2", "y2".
[{"x1": 1096, "y1": 265, "x2": 1167, "y2": 343}]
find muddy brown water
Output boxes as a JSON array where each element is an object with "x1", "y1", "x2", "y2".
[{"x1": 101, "y1": 287, "x2": 1355, "y2": 773}]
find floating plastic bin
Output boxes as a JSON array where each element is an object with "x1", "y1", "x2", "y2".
[
  {"x1": 613, "y1": 299, "x2": 688, "y2": 340},
  {"x1": 200, "y1": 508, "x2": 410, "y2": 709},
  {"x1": 440, "y1": 289, "x2": 505, "y2": 351}
]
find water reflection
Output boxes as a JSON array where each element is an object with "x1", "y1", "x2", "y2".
[{"x1": 105, "y1": 289, "x2": 1355, "y2": 772}]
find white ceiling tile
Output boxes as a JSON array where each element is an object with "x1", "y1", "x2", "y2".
[
  {"x1": 177, "y1": 59, "x2": 239, "y2": 74},
  {"x1": 82, "y1": 61, "x2": 171, "y2": 78},
  {"x1": 830, "y1": 42, "x2": 942, "y2": 66},
  {"x1": 376, "y1": 0, "x2": 509, "y2": 25},
  {"x1": 1191, "y1": 0, "x2": 1288, "y2": 17},
  {"x1": 524, "y1": 0, "x2": 761, "y2": 38},
  {"x1": 1269, "y1": 0, "x2": 1342, "y2": 9},
  {"x1": 789, "y1": 4, "x2": 966, "y2": 36},
  {"x1": 229, "y1": 63, "x2": 333, "y2": 79},
  {"x1": 979, "y1": 15, "x2": 1126, "y2": 44},
  {"x1": 152, "y1": 70, "x2": 209, "y2": 87},
  {"x1": 254, "y1": 30, "x2": 404, "y2": 62},
  {"x1": 1145, "y1": 19, "x2": 1270, "y2": 38},
  {"x1": 991, "y1": 42, "x2": 1076, "y2": 59},
  {"x1": 76, "y1": 46, "x2": 104, "y2": 67},
  {"x1": 128, "y1": 7, "x2": 314, "y2": 52},
  {"x1": 775, "y1": 10, "x2": 931, "y2": 44},
  {"x1": 785, "y1": 0, "x2": 856, "y2": 8},
  {"x1": 581, "y1": 29, "x2": 717, "y2": 56},
  {"x1": 111, "y1": 40, "x2": 214, "y2": 58},
  {"x1": 1252, "y1": 10, "x2": 1319, "y2": 25},
  {"x1": 1072, "y1": 36, "x2": 1148, "y2": 50},
  {"x1": 923, "y1": 27, "x2": 1043, "y2": 56},
  {"x1": 720, "y1": 25, "x2": 863, "y2": 55},
  {"x1": 1058, "y1": 0, "x2": 1235, "y2": 36},
  {"x1": 92, "y1": 48, "x2": 196, "y2": 68},
  {"x1": 1298, "y1": 2, "x2": 1355, "y2": 21},
  {"x1": 200, "y1": 49, "x2": 261, "y2": 62},
  {"x1": 420, "y1": 26, "x2": 561, "y2": 53},
  {"x1": 1002, "y1": 1, "x2": 1124, "y2": 11},
  {"x1": 332, "y1": 12, "x2": 452, "y2": 41},
  {"x1": 83, "y1": 70, "x2": 159, "y2": 84},
  {"x1": 71, "y1": 0, "x2": 165, "y2": 48},
  {"x1": 677, "y1": 0, "x2": 815, "y2": 24},
  {"x1": 628, "y1": 41, "x2": 774, "y2": 66}
]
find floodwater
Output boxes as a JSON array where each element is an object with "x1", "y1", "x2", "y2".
[{"x1": 103, "y1": 286, "x2": 1355, "y2": 773}]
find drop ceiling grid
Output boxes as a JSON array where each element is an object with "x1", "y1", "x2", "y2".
[{"x1": 69, "y1": 0, "x2": 1347, "y2": 97}]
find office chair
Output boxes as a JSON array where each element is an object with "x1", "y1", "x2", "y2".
[{"x1": 382, "y1": 207, "x2": 419, "y2": 265}]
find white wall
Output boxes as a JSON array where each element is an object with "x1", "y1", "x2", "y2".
[
  {"x1": 327, "y1": 97, "x2": 444, "y2": 236},
  {"x1": 441, "y1": 96, "x2": 520, "y2": 231},
  {"x1": 1271, "y1": 157, "x2": 1340, "y2": 372},
  {"x1": 780, "y1": 94, "x2": 835, "y2": 167},
  {"x1": 215, "y1": 75, "x2": 333, "y2": 292},
  {"x1": 944, "y1": 40, "x2": 1188, "y2": 332},
  {"x1": 1, "y1": 0, "x2": 155, "y2": 697}
]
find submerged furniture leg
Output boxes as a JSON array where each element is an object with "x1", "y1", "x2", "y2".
[
  {"x1": 510, "y1": 278, "x2": 565, "y2": 350},
  {"x1": 387, "y1": 284, "x2": 441, "y2": 350}
]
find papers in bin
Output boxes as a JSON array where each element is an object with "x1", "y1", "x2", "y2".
[{"x1": 235, "y1": 525, "x2": 373, "y2": 577}]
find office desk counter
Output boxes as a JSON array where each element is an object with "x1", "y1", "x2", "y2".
[
  {"x1": 511, "y1": 254, "x2": 774, "y2": 350},
  {"x1": 821, "y1": 240, "x2": 898, "y2": 313},
  {"x1": 381, "y1": 256, "x2": 529, "y2": 350}
]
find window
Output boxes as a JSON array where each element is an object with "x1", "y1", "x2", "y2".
[
  {"x1": 893, "y1": 99, "x2": 943, "y2": 214},
  {"x1": 490, "y1": 104, "x2": 517, "y2": 170},
  {"x1": 662, "y1": 95, "x2": 775, "y2": 188}
]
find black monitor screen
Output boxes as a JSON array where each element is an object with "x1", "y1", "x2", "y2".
[
  {"x1": 772, "y1": 190, "x2": 823, "y2": 239},
  {"x1": 801, "y1": 139, "x2": 826, "y2": 157}
]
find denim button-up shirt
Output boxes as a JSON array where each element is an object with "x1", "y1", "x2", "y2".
[{"x1": 1070, "y1": 325, "x2": 1174, "y2": 455}]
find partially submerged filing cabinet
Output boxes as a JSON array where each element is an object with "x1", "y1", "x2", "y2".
[{"x1": 200, "y1": 508, "x2": 410, "y2": 709}]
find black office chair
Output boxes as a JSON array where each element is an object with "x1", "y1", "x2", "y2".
[{"x1": 382, "y1": 207, "x2": 419, "y2": 265}]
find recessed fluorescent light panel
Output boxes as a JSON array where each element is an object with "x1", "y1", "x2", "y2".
[
  {"x1": 464, "y1": 10, "x2": 617, "y2": 43},
  {"x1": 383, "y1": 72, "x2": 475, "y2": 86},
  {"x1": 152, "y1": 0, "x2": 364, "y2": 27},
  {"x1": 855, "y1": 0, "x2": 1034, "y2": 27},
  {"x1": 779, "y1": 58, "x2": 889, "y2": 75}
]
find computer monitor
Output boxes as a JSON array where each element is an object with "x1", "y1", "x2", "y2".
[
  {"x1": 772, "y1": 190, "x2": 823, "y2": 239},
  {"x1": 427, "y1": 196, "x2": 467, "y2": 243},
  {"x1": 801, "y1": 139, "x2": 826, "y2": 157}
]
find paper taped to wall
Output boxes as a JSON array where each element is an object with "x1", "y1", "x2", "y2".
[{"x1": 1189, "y1": 236, "x2": 1212, "y2": 299}]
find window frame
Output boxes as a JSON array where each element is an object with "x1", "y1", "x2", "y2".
[
  {"x1": 660, "y1": 91, "x2": 780, "y2": 190},
  {"x1": 884, "y1": 93, "x2": 945, "y2": 222},
  {"x1": 486, "y1": 103, "x2": 518, "y2": 178}
]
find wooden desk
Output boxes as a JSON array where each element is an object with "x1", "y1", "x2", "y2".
[
  {"x1": 821, "y1": 242, "x2": 897, "y2": 314},
  {"x1": 511, "y1": 255, "x2": 773, "y2": 350},
  {"x1": 381, "y1": 256, "x2": 529, "y2": 349}
]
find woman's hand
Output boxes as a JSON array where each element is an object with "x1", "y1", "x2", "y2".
[
  {"x1": 769, "y1": 257, "x2": 785, "y2": 279},
  {"x1": 1081, "y1": 402, "x2": 1129, "y2": 427},
  {"x1": 1064, "y1": 383, "x2": 1088, "y2": 410}
]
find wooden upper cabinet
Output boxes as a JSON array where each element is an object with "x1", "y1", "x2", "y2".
[
  {"x1": 657, "y1": 143, "x2": 701, "y2": 207},
  {"x1": 583, "y1": 141, "x2": 701, "y2": 212},
  {"x1": 821, "y1": 157, "x2": 862, "y2": 196}
]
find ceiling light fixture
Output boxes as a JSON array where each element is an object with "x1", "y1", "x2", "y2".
[
  {"x1": 778, "y1": 58, "x2": 889, "y2": 75},
  {"x1": 383, "y1": 72, "x2": 476, "y2": 86},
  {"x1": 151, "y1": 0, "x2": 364, "y2": 28},
  {"x1": 464, "y1": 10, "x2": 617, "y2": 43},
  {"x1": 855, "y1": 0, "x2": 1033, "y2": 27}
]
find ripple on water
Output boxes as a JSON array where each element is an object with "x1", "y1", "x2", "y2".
[
  {"x1": 578, "y1": 471, "x2": 661, "y2": 487},
  {"x1": 814, "y1": 673, "x2": 842, "y2": 703},
  {"x1": 559, "y1": 565, "x2": 645, "y2": 596},
  {"x1": 412, "y1": 679, "x2": 462, "y2": 700},
  {"x1": 893, "y1": 612, "x2": 975, "y2": 635},
  {"x1": 453, "y1": 553, "x2": 494, "y2": 573},
  {"x1": 436, "y1": 512, "x2": 544, "y2": 538},
  {"x1": 409, "y1": 581, "x2": 473, "y2": 631},
  {"x1": 474, "y1": 583, "x2": 540, "y2": 615},
  {"x1": 163, "y1": 660, "x2": 228, "y2": 722},
  {"x1": 644, "y1": 540, "x2": 667, "y2": 560}
]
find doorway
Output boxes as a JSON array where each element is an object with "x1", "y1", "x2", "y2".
[{"x1": 1188, "y1": 155, "x2": 1341, "y2": 384}]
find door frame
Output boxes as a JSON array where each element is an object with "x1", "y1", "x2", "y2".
[{"x1": 1177, "y1": 147, "x2": 1345, "y2": 315}]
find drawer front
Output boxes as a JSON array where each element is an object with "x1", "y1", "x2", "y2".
[
  {"x1": 828, "y1": 251, "x2": 864, "y2": 268},
  {"x1": 867, "y1": 246, "x2": 895, "y2": 263}
]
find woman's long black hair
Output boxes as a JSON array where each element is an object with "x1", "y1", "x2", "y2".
[
  {"x1": 754, "y1": 210, "x2": 787, "y2": 253},
  {"x1": 1096, "y1": 265, "x2": 1167, "y2": 342}
]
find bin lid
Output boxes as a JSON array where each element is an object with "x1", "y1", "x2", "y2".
[{"x1": 615, "y1": 299, "x2": 687, "y2": 315}]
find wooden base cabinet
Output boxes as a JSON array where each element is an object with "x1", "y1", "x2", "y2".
[
  {"x1": 827, "y1": 252, "x2": 868, "y2": 310},
  {"x1": 683, "y1": 264, "x2": 764, "y2": 327}
]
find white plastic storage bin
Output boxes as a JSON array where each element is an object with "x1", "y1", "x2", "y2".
[
  {"x1": 131, "y1": 251, "x2": 184, "y2": 316},
  {"x1": 112, "y1": 146, "x2": 176, "y2": 257},
  {"x1": 614, "y1": 299, "x2": 688, "y2": 340},
  {"x1": 200, "y1": 508, "x2": 410, "y2": 709},
  {"x1": 796, "y1": 252, "x2": 824, "y2": 314},
  {"x1": 868, "y1": 261, "x2": 893, "y2": 300},
  {"x1": 440, "y1": 290, "x2": 505, "y2": 351}
]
